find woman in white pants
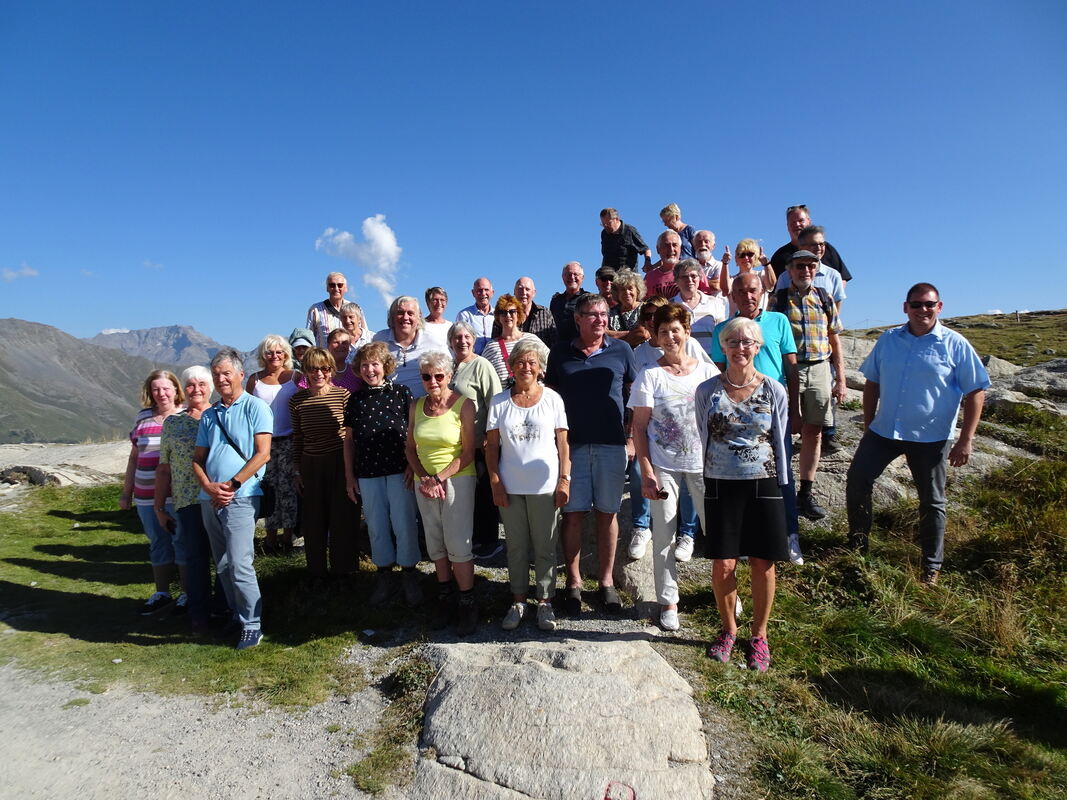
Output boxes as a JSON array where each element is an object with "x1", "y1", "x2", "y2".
[{"x1": 629, "y1": 303, "x2": 719, "y2": 630}]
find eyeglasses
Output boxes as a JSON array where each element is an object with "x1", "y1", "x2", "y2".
[
  {"x1": 421, "y1": 373, "x2": 447, "y2": 382},
  {"x1": 580, "y1": 311, "x2": 609, "y2": 319},
  {"x1": 498, "y1": 309, "x2": 519, "y2": 316},
  {"x1": 737, "y1": 251, "x2": 757, "y2": 259},
  {"x1": 725, "y1": 339, "x2": 758, "y2": 349},
  {"x1": 786, "y1": 204, "x2": 808, "y2": 213},
  {"x1": 908, "y1": 301, "x2": 939, "y2": 310},
  {"x1": 308, "y1": 366, "x2": 333, "y2": 374},
  {"x1": 327, "y1": 282, "x2": 345, "y2": 288}
]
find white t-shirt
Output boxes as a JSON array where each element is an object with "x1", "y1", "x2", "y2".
[
  {"x1": 633, "y1": 337, "x2": 711, "y2": 372},
  {"x1": 628, "y1": 362, "x2": 720, "y2": 473},
  {"x1": 486, "y1": 386, "x2": 569, "y2": 495},
  {"x1": 422, "y1": 319, "x2": 452, "y2": 351}
]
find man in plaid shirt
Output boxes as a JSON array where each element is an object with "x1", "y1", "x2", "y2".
[{"x1": 773, "y1": 250, "x2": 847, "y2": 521}]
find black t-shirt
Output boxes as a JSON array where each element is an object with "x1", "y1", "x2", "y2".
[
  {"x1": 770, "y1": 240, "x2": 852, "y2": 282},
  {"x1": 343, "y1": 382, "x2": 413, "y2": 478},
  {"x1": 600, "y1": 222, "x2": 650, "y2": 269}
]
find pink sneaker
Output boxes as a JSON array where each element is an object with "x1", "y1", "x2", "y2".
[
  {"x1": 747, "y1": 636, "x2": 771, "y2": 672},
  {"x1": 706, "y1": 630, "x2": 737, "y2": 663}
]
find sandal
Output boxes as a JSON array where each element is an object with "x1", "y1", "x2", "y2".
[
  {"x1": 747, "y1": 636, "x2": 771, "y2": 672},
  {"x1": 706, "y1": 630, "x2": 737, "y2": 663}
]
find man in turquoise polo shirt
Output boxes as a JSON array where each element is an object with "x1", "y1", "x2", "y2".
[
  {"x1": 193, "y1": 347, "x2": 273, "y2": 650},
  {"x1": 846, "y1": 283, "x2": 989, "y2": 585}
]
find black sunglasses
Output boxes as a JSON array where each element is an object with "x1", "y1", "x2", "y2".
[{"x1": 908, "y1": 301, "x2": 939, "y2": 310}]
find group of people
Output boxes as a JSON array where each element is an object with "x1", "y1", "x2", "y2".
[{"x1": 121, "y1": 202, "x2": 990, "y2": 668}]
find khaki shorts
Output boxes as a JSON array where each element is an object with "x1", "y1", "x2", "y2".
[{"x1": 797, "y1": 360, "x2": 834, "y2": 426}]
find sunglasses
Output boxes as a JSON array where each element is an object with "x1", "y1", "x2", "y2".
[
  {"x1": 308, "y1": 366, "x2": 333, "y2": 374},
  {"x1": 737, "y1": 251, "x2": 757, "y2": 259},
  {"x1": 327, "y1": 282, "x2": 345, "y2": 288},
  {"x1": 421, "y1": 372, "x2": 447, "y2": 382},
  {"x1": 497, "y1": 309, "x2": 519, "y2": 316},
  {"x1": 908, "y1": 301, "x2": 939, "y2": 310},
  {"x1": 786, "y1": 204, "x2": 808, "y2": 213}
]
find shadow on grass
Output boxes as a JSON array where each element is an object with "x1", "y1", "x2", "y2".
[
  {"x1": 45, "y1": 507, "x2": 133, "y2": 532},
  {"x1": 35, "y1": 541, "x2": 147, "y2": 563},
  {"x1": 4, "y1": 556, "x2": 149, "y2": 586},
  {"x1": 813, "y1": 665, "x2": 1066, "y2": 751}
]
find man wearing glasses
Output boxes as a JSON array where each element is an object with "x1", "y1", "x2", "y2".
[
  {"x1": 846, "y1": 284, "x2": 988, "y2": 586},
  {"x1": 455, "y1": 277, "x2": 496, "y2": 354},
  {"x1": 773, "y1": 251, "x2": 847, "y2": 523},
  {"x1": 770, "y1": 205, "x2": 853, "y2": 285},
  {"x1": 306, "y1": 272, "x2": 351, "y2": 347},
  {"x1": 546, "y1": 294, "x2": 637, "y2": 616},
  {"x1": 710, "y1": 273, "x2": 804, "y2": 564}
]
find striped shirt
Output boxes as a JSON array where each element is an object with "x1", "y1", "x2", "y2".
[
  {"x1": 289, "y1": 386, "x2": 350, "y2": 463},
  {"x1": 129, "y1": 409, "x2": 171, "y2": 507},
  {"x1": 781, "y1": 286, "x2": 842, "y2": 362}
]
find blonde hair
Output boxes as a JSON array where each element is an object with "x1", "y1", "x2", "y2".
[
  {"x1": 140, "y1": 370, "x2": 183, "y2": 410},
  {"x1": 660, "y1": 202, "x2": 681, "y2": 221},
  {"x1": 256, "y1": 334, "x2": 294, "y2": 370}
]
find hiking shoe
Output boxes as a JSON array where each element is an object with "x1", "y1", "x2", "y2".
[
  {"x1": 368, "y1": 571, "x2": 396, "y2": 606},
  {"x1": 706, "y1": 630, "x2": 737, "y2": 663},
  {"x1": 847, "y1": 532, "x2": 869, "y2": 553},
  {"x1": 660, "y1": 609, "x2": 680, "y2": 631},
  {"x1": 139, "y1": 591, "x2": 173, "y2": 615},
  {"x1": 797, "y1": 493, "x2": 827, "y2": 521},
  {"x1": 172, "y1": 592, "x2": 189, "y2": 615},
  {"x1": 920, "y1": 567, "x2": 940, "y2": 586},
  {"x1": 537, "y1": 602, "x2": 557, "y2": 631},
  {"x1": 747, "y1": 636, "x2": 771, "y2": 672},
  {"x1": 627, "y1": 528, "x2": 652, "y2": 559},
  {"x1": 501, "y1": 602, "x2": 526, "y2": 631},
  {"x1": 401, "y1": 570, "x2": 424, "y2": 608},
  {"x1": 236, "y1": 628, "x2": 263, "y2": 651},
  {"x1": 564, "y1": 586, "x2": 582, "y2": 617},
  {"x1": 454, "y1": 599, "x2": 478, "y2": 637},
  {"x1": 821, "y1": 437, "x2": 843, "y2": 456},
  {"x1": 674, "y1": 535, "x2": 694, "y2": 563},
  {"x1": 787, "y1": 533, "x2": 804, "y2": 565},
  {"x1": 601, "y1": 585, "x2": 622, "y2": 614}
]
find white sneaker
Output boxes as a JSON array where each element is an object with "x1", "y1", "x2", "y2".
[
  {"x1": 501, "y1": 602, "x2": 526, "y2": 631},
  {"x1": 788, "y1": 533, "x2": 805, "y2": 565},
  {"x1": 628, "y1": 528, "x2": 652, "y2": 559},
  {"x1": 660, "y1": 609, "x2": 680, "y2": 631},
  {"x1": 735, "y1": 595, "x2": 743, "y2": 619},
  {"x1": 675, "y1": 536, "x2": 695, "y2": 563},
  {"x1": 537, "y1": 603, "x2": 557, "y2": 631}
]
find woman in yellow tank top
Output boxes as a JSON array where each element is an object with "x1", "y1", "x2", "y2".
[{"x1": 405, "y1": 350, "x2": 478, "y2": 635}]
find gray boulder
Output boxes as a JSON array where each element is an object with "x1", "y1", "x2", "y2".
[
  {"x1": 981, "y1": 354, "x2": 1021, "y2": 381},
  {"x1": 985, "y1": 386, "x2": 1065, "y2": 417},
  {"x1": 837, "y1": 335, "x2": 877, "y2": 371},
  {"x1": 1012, "y1": 358, "x2": 1067, "y2": 400},
  {"x1": 409, "y1": 640, "x2": 715, "y2": 799}
]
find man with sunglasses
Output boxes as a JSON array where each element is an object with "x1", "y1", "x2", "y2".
[
  {"x1": 770, "y1": 205, "x2": 852, "y2": 285},
  {"x1": 773, "y1": 251, "x2": 847, "y2": 523},
  {"x1": 846, "y1": 283, "x2": 988, "y2": 586},
  {"x1": 306, "y1": 272, "x2": 351, "y2": 347}
]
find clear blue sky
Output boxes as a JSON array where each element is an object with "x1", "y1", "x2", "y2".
[{"x1": 2, "y1": 1, "x2": 1065, "y2": 351}]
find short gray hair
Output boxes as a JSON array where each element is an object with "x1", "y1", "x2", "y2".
[
  {"x1": 340, "y1": 302, "x2": 365, "y2": 326},
  {"x1": 448, "y1": 320, "x2": 477, "y2": 344},
  {"x1": 673, "y1": 258, "x2": 702, "y2": 281},
  {"x1": 507, "y1": 337, "x2": 549, "y2": 375},
  {"x1": 210, "y1": 347, "x2": 245, "y2": 374},
  {"x1": 388, "y1": 295, "x2": 424, "y2": 333},
  {"x1": 717, "y1": 317, "x2": 764, "y2": 349},
  {"x1": 418, "y1": 350, "x2": 453, "y2": 375},
  {"x1": 181, "y1": 365, "x2": 212, "y2": 386}
]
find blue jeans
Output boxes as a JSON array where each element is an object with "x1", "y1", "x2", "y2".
[
  {"x1": 627, "y1": 456, "x2": 650, "y2": 530},
  {"x1": 565, "y1": 444, "x2": 627, "y2": 514},
  {"x1": 358, "y1": 473, "x2": 421, "y2": 568},
  {"x1": 201, "y1": 496, "x2": 262, "y2": 630},
  {"x1": 677, "y1": 481, "x2": 699, "y2": 539},
  {"x1": 136, "y1": 502, "x2": 183, "y2": 566}
]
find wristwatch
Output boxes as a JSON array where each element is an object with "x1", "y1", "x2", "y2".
[{"x1": 229, "y1": 477, "x2": 242, "y2": 490}]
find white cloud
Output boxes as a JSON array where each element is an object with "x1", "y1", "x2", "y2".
[
  {"x1": 143, "y1": 259, "x2": 164, "y2": 271},
  {"x1": 80, "y1": 268, "x2": 95, "y2": 277},
  {"x1": 986, "y1": 309, "x2": 1003, "y2": 315},
  {"x1": 315, "y1": 214, "x2": 403, "y2": 308},
  {"x1": 2, "y1": 262, "x2": 39, "y2": 282},
  {"x1": 100, "y1": 328, "x2": 130, "y2": 335}
]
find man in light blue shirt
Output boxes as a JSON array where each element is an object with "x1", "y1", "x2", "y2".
[
  {"x1": 846, "y1": 283, "x2": 989, "y2": 584},
  {"x1": 193, "y1": 347, "x2": 273, "y2": 650},
  {"x1": 455, "y1": 276, "x2": 495, "y2": 354}
]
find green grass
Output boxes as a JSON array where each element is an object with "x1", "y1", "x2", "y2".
[
  {"x1": 980, "y1": 403, "x2": 1067, "y2": 459},
  {"x1": 682, "y1": 454, "x2": 1067, "y2": 799},
  {"x1": 0, "y1": 484, "x2": 420, "y2": 706},
  {"x1": 849, "y1": 309, "x2": 1067, "y2": 367}
]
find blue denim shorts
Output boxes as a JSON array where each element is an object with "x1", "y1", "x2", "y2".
[{"x1": 564, "y1": 443, "x2": 627, "y2": 514}]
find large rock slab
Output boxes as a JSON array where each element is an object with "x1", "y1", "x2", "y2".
[
  {"x1": 408, "y1": 640, "x2": 715, "y2": 800},
  {"x1": 982, "y1": 354, "x2": 1022, "y2": 381},
  {"x1": 1012, "y1": 358, "x2": 1067, "y2": 400},
  {"x1": 837, "y1": 335, "x2": 877, "y2": 371}
]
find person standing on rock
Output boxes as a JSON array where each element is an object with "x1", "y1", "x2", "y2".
[
  {"x1": 193, "y1": 348, "x2": 273, "y2": 651},
  {"x1": 550, "y1": 261, "x2": 591, "y2": 344},
  {"x1": 845, "y1": 283, "x2": 989, "y2": 586},
  {"x1": 546, "y1": 293, "x2": 637, "y2": 616},
  {"x1": 306, "y1": 272, "x2": 351, "y2": 348},
  {"x1": 122, "y1": 370, "x2": 188, "y2": 615},
  {"x1": 772, "y1": 251, "x2": 847, "y2": 523}
]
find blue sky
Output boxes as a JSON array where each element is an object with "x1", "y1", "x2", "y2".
[{"x1": 2, "y1": 1, "x2": 1065, "y2": 352}]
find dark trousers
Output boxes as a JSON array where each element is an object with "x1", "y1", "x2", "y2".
[
  {"x1": 846, "y1": 430, "x2": 950, "y2": 571},
  {"x1": 471, "y1": 449, "x2": 500, "y2": 548},
  {"x1": 178, "y1": 504, "x2": 213, "y2": 624},
  {"x1": 300, "y1": 450, "x2": 361, "y2": 576}
]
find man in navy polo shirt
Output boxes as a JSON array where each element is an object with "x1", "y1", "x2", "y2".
[
  {"x1": 546, "y1": 293, "x2": 637, "y2": 616},
  {"x1": 846, "y1": 283, "x2": 989, "y2": 585}
]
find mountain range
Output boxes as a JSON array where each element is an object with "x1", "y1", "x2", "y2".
[{"x1": 86, "y1": 325, "x2": 230, "y2": 366}]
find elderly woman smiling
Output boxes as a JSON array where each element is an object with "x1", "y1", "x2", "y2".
[
  {"x1": 695, "y1": 316, "x2": 790, "y2": 672},
  {"x1": 121, "y1": 370, "x2": 188, "y2": 615},
  {"x1": 486, "y1": 338, "x2": 570, "y2": 632},
  {"x1": 406, "y1": 350, "x2": 479, "y2": 636}
]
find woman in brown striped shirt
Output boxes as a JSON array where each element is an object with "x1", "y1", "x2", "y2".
[{"x1": 290, "y1": 347, "x2": 361, "y2": 578}]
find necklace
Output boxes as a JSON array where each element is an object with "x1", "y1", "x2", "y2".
[{"x1": 724, "y1": 370, "x2": 758, "y2": 389}]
